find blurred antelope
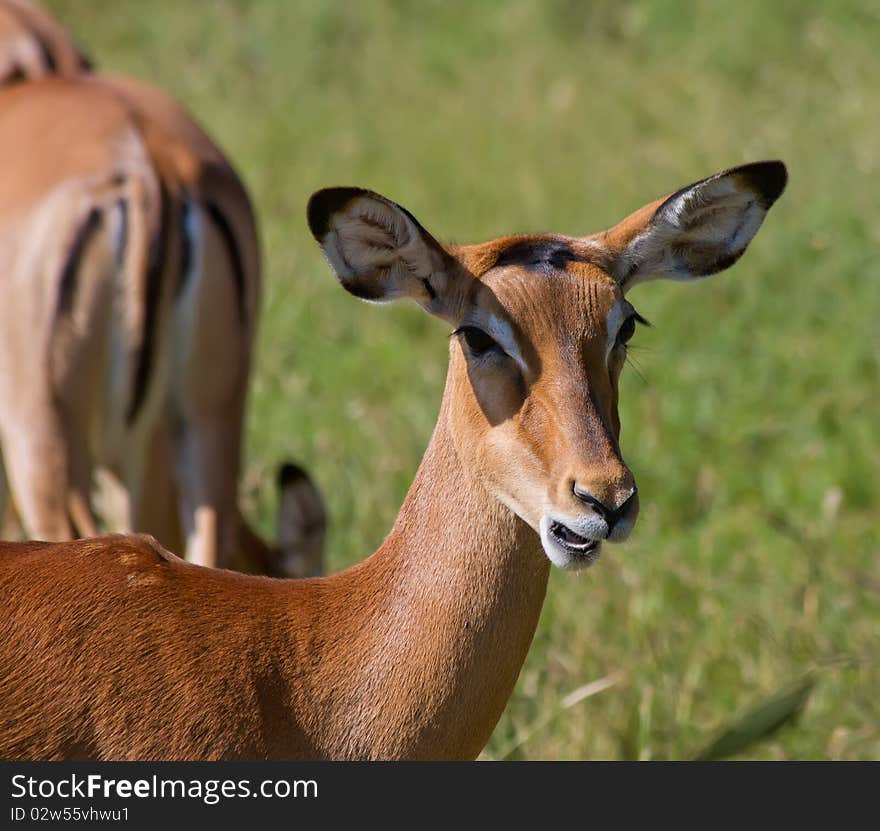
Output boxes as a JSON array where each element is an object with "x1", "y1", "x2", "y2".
[
  {"x1": 0, "y1": 0, "x2": 89, "y2": 83},
  {"x1": 0, "y1": 161, "x2": 786, "y2": 759},
  {"x1": 0, "y1": 2, "x2": 325, "y2": 576}
]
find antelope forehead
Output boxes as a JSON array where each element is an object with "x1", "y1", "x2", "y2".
[{"x1": 475, "y1": 264, "x2": 623, "y2": 355}]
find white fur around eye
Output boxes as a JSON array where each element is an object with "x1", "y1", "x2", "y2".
[
  {"x1": 604, "y1": 300, "x2": 628, "y2": 361},
  {"x1": 487, "y1": 314, "x2": 527, "y2": 373}
]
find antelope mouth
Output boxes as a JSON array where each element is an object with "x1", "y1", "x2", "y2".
[
  {"x1": 539, "y1": 514, "x2": 604, "y2": 570},
  {"x1": 548, "y1": 521, "x2": 600, "y2": 558}
]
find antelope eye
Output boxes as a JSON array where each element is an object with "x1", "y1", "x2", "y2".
[
  {"x1": 457, "y1": 326, "x2": 499, "y2": 356},
  {"x1": 615, "y1": 315, "x2": 637, "y2": 347}
]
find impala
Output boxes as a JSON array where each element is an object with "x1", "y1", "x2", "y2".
[
  {"x1": 0, "y1": 70, "x2": 325, "y2": 577},
  {"x1": 0, "y1": 0, "x2": 89, "y2": 85},
  {"x1": 0, "y1": 161, "x2": 786, "y2": 760}
]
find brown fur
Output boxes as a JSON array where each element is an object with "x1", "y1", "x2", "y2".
[
  {"x1": 0, "y1": 63, "x2": 324, "y2": 575},
  {"x1": 0, "y1": 162, "x2": 785, "y2": 759},
  {"x1": 0, "y1": 0, "x2": 89, "y2": 84}
]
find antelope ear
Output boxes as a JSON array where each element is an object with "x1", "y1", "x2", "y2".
[
  {"x1": 602, "y1": 161, "x2": 787, "y2": 291},
  {"x1": 307, "y1": 187, "x2": 463, "y2": 322}
]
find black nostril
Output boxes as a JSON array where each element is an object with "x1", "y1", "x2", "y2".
[
  {"x1": 611, "y1": 487, "x2": 637, "y2": 527},
  {"x1": 573, "y1": 484, "x2": 637, "y2": 531},
  {"x1": 572, "y1": 484, "x2": 612, "y2": 521}
]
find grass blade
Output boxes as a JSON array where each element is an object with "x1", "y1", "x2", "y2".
[{"x1": 692, "y1": 674, "x2": 816, "y2": 761}]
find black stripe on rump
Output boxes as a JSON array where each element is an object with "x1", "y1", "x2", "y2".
[
  {"x1": 115, "y1": 198, "x2": 128, "y2": 266},
  {"x1": 4, "y1": 65, "x2": 26, "y2": 84},
  {"x1": 56, "y1": 208, "x2": 102, "y2": 318},
  {"x1": 205, "y1": 201, "x2": 246, "y2": 325},
  {"x1": 126, "y1": 184, "x2": 169, "y2": 425},
  {"x1": 34, "y1": 31, "x2": 57, "y2": 73},
  {"x1": 175, "y1": 199, "x2": 193, "y2": 299}
]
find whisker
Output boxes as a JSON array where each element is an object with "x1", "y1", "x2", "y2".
[{"x1": 625, "y1": 351, "x2": 649, "y2": 384}]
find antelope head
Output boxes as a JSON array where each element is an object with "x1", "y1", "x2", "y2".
[{"x1": 308, "y1": 161, "x2": 786, "y2": 570}]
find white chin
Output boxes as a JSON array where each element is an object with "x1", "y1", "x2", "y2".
[
  {"x1": 539, "y1": 517, "x2": 602, "y2": 571},
  {"x1": 542, "y1": 538, "x2": 602, "y2": 571}
]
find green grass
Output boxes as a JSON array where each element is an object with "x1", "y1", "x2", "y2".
[{"x1": 48, "y1": 0, "x2": 878, "y2": 760}]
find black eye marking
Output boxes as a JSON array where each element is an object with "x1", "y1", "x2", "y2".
[
  {"x1": 615, "y1": 311, "x2": 650, "y2": 349},
  {"x1": 617, "y1": 316, "x2": 636, "y2": 345},
  {"x1": 455, "y1": 326, "x2": 500, "y2": 357}
]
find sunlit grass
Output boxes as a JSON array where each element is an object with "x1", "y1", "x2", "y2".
[{"x1": 47, "y1": 0, "x2": 879, "y2": 759}]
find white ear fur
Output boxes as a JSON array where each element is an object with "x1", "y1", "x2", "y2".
[
  {"x1": 612, "y1": 161, "x2": 787, "y2": 290},
  {"x1": 307, "y1": 188, "x2": 454, "y2": 313}
]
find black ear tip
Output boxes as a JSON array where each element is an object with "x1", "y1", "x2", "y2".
[
  {"x1": 278, "y1": 461, "x2": 310, "y2": 489},
  {"x1": 739, "y1": 160, "x2": 788, "y2": 206},
  {"x1": 306, "y1": 187, "x2": 368, "y2": 240}
]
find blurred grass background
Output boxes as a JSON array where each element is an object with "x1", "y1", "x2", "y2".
[{"x1": 46, "y1": 0, "x2": 878, "y2": 759}]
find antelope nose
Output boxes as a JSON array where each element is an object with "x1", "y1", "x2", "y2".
[{"x1": 572, "y1": 483, "x2": 638, "y2": 534}]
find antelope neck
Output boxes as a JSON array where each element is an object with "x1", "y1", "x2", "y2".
[{"x1": 290, "y1": 397, "x2": 550, "y2": 759}]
